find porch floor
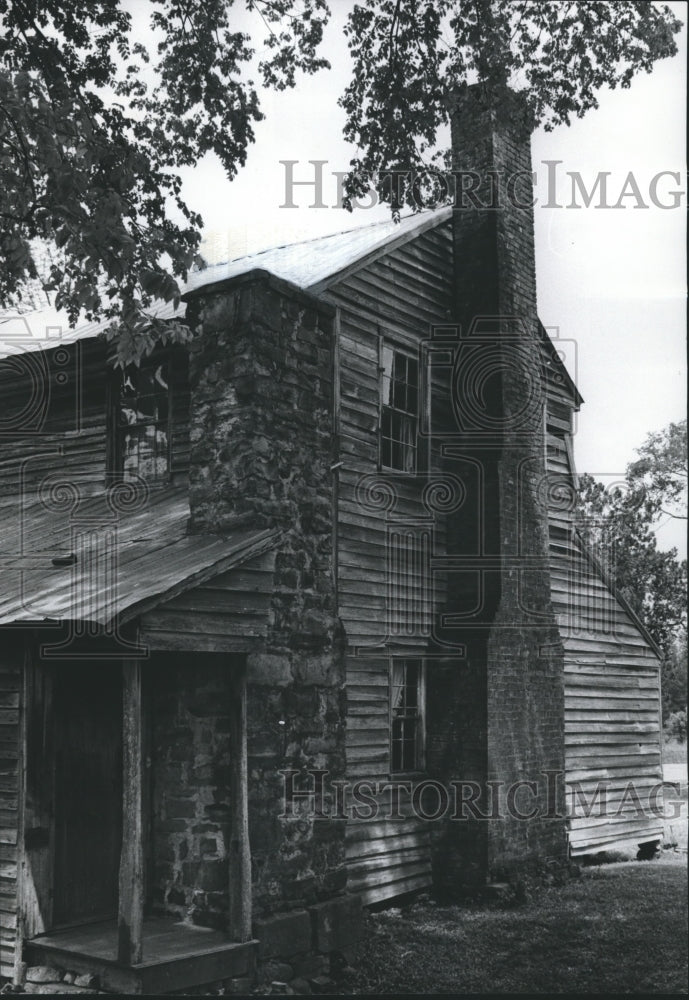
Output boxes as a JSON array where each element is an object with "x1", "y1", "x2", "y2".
[{"x1": 25, "y1": 917, "x2": 256, "y2": 995}]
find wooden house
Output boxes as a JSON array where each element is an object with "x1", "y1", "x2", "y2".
[{"x1": 0, "y1": 91, "x2": 664, "y2": 993}]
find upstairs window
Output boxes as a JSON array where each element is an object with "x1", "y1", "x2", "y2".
[
  {"x1": 380, "y1": 344, "x2": 419, "y2": 472},
  {"x1": 115, "y1": 356, "x2": 171, "y2": 483},
  {"x1": 390, "y1": 658, "x2": 425, "y2": 773}
]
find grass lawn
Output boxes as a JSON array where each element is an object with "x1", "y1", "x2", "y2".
[
  {"x1": 341, "y1": 857, "x2": 688, "y2": 995},
  {"x1": 663, "y1": 740, "x2": 688, "y2": 852}
]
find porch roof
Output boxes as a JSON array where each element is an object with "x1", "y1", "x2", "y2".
[{"x1": 0, "y1": 485, "x2": 278, "y2": 627}]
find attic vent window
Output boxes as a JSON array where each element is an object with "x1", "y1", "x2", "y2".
[{"x1": 116, "y1": 357, "x2": 171, "y2": 483}]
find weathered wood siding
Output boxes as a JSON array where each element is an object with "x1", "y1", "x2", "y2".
[
  {"x1": 0, "y1": 341, "x2": 106, "y2": 498},
  {"x1": 324, "y1": 221, "x2": 454, "y2": 904},
  {"x1": 551, "y1": 535, "x2": 664, "y2": 855},
  {"x1": 542, "y1": 335, "x2": 663, "y2": 856},
  {"x1": 0, "y1": 340, "x2": 191, "y2": 499},
  {"x1": 328, "y1": 223, "x2": 663, "y2": 898},
  {"x1": 0, "y1": 637, "x2": 22, "y2": 978},
  {"x1": 139, "y1": 550, "x2": 275, "y2": 652}
]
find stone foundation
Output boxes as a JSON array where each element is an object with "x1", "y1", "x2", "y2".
[
  {"x1": 253, "y1": 895, "x2": 363, "y2": 994},
  {"x1": 14, "y1": 896, "x2": 363, "y2": 996},
  {"x1": 15, "y1": 966, "x2": 105, "y2": 994}
]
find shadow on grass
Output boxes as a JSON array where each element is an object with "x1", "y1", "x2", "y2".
[{"x1": 340, "y1": 858, "x2": 688, "y2": 995}]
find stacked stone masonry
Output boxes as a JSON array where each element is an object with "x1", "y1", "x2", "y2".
[{"x1": 184, "y1": 273, "x2": 351, "y2": 922}]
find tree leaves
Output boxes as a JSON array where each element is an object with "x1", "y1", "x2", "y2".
[
  {"x1": 2, "y1": 1, "x2": 682, "y2": 361},
  {"x1": 627, "y1": 420, "x2": 688, "y2": 522},
  {"x1": 339, "y1": 1, "x2": 682, "y2": 213},
  {"x1": 577, "y1": 420, "x2": 687, "y2": 663},
  {"x1": 0, "y1": 0, "x2": 331, "y2": 364}
]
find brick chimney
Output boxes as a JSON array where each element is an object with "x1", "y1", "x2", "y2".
[{"x1": 437, "y1": 85, "x2": 568, "y2": 886}]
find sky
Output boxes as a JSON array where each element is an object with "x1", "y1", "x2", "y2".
[
  {"x1": 182, "y1": 0, "x2": 688, "y2": 554},
  {"x1": 4, "y1": 0, "x2": 687, "y2": 553}
]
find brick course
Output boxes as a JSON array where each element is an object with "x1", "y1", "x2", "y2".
[{"x1": 431, "y1": 86, "x2": 568, "y2": 888}]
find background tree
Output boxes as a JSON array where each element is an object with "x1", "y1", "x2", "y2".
[
  {"x1": 340, "y1": 1, "x2": 681, "y2": 212},
  {"x1": 662, "y1": 635, "x2": 687, "y2": 733},
  {"x1": 627, "y1": 420, "x2": 688, "y2": 524},
  {"x1": 0, "y1": 0, "x2": 329, "y2": 363},
  {"x1": 578, "y1": 420, "x2": 687, "y2": 721}
]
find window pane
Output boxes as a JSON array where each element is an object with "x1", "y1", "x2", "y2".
[
  {"x1": 391, "y1": 661, "x2": 405, "y2": 713},
  {"x1": 390, "y1": 659, "x2": 422, "y2": 772},
  {"x1": 392, "y1": 352, "x2": 406, "y2": 384},
  {"x1": 407, "y1": 380, "x2": 418, "y2": 418},
  {"x1": 391, "y1": 434, "x2": 403, "y2": 471},
  {"x1": 381, "y1": 407, "x2": 391, "y2": 439},
  {"x1": 392, "y1": 375, "x2": 407, "y2": 410},
  {"x1": 392, "y1": 735, "x2": 402, "y2": 772},
  {"x1": 122, "y1": 426, "x2": 169, "y2": 482},
  {"x1": 381, "y1": 345, "x2": 394, "y2": 406},
  {"x1": 117, "y1": 358, "x2": 171, "y2": 482},
  {"x1": 379, "y1": 346, "x2": 418, "y2": 471},
  {"x1": 380, "y1": 436, "x2": 392, "y2": 469},
  {"x1": 402, "y1": 736, "x2": 416, "y2": 771}
]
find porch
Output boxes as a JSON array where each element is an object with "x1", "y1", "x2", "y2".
[
  {"x1": 20, "y1": 646, "x2": 253, "y2": 994},
  {"x1": 24, "y1": 917, "x2": 256, "y2": 995}
]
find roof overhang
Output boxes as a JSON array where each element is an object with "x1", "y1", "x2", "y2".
[{"x1": 0, "y1": 486, "x2": 280, "y2": 628}]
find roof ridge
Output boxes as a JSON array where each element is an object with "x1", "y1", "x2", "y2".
[{"x1": 195, "y1": 207, "x2": 449, "y2": 275}]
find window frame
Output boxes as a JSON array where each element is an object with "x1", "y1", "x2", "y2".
[
  {"x1": 107, "y1": 350, "x2": 175, "y2": 485},
  {"x1": 389, "y1": 657, "x2": 426, "y2": 776},
  {"x1": 378, "y1": 339, "x2": 421, "y2": 475}
]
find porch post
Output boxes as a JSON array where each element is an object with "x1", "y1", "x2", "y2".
[
  {"x1": 228, "y1": 659, "x2": 251, "y2": 942},
  {"x1": 118, "y1": 659, "x2": 144, "y2": 965}
]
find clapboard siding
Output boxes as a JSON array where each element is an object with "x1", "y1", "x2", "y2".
[
  {"x1": 331, "y1": 218, "x2": 662, "y2": 886},
  {"x1": 554, "y1": 542, "x2": 663, "y2": 855},
  {"x1": 0, "y1": 427, "x2": 108, "y2": 498},
  {"x1": 139, "y1": 551, "x2": 276, "y2": 652},
  {"x1": 0, "y1": 640, "x2": 22, "y2": 978},
  {"x1": 544, "y1": 353, "x2": 663, "y2": 857},
  {"x1": 326, "y1": 223, "x2": 454, "y2": 651},
  {"x1": 0, "y1": 341, "x2": 107, "y2": 497},
  {"x1": 324, "y1": 222, "x2": 453, "y2": 903},
  {"x1": 0, "y1": 340, "x2": 192, "y2": 497},
  {"x1": 345, "y1": 760, "x2": 433, "y2": 903}
]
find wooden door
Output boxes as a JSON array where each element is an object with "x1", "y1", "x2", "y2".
[{"x1": 52, "y1": 662, "x2": 123, "y2": 927}]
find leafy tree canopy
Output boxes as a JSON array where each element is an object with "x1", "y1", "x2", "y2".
[
  {"x1": 340, "y1": 0, "x2": 681, "y2": 211},
  {"x1": 0, "y1": 0, "x2": 329, "y2": 363},
  {"x1": 627, "y1": 419, "x2": 688, "y2": 523},
  {"x1": 1, "y1": 1, "x2": 682, "y2": 359}
]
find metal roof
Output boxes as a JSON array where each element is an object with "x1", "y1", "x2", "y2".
[
  {"x1": 0, "y1": 209, "x2": 451, "y2": 359},
  {"x1": 0, "y1": 485, "x2": 278, "y2": 626},
  {"x1": 185, "y1": 207, "x2": 452, "y2": 295}
]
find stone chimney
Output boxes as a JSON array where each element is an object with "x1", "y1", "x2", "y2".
[
  {"x1": 183, "y1": 271, "x2": 347, "y2": 917},
  {"x1": 437, "y1": 85, "x2": 568, "y2": 886}
]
